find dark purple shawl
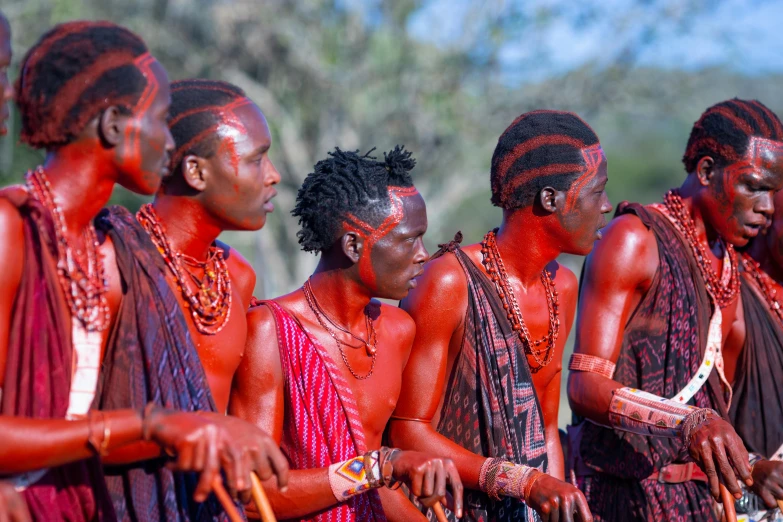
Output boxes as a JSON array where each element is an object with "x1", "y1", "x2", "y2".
[
  {"x1": 93, "y1": 206, "x2": 239, "y2": 522},
  {"x1": 0, "y1": 189, "x2": 116, "y2": 521}
]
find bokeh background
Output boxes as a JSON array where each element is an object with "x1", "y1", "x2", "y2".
[{"x1": 2, "y1": 0, "x2": 782, "y2": 426}]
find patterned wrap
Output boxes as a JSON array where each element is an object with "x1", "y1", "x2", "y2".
[
  {"x1": 260, "y1": 300, "x2": 386, "y2": 522},
  {"x1": 730, "y1": 278, "x2": 783, "y2": 459},
  {"x1": 571, "y1": 202, "x2": 731, "y2": 522},
  {"x1": 93, "y1": 206, "x2": 235, "y2": 522},
  {"x1": 410, "y1": 237, "x2": 548, "y2": 522}
]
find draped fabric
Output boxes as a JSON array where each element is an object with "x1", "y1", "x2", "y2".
[
  {"x1": 93, "y1": 206, "x2": 235, "y2": 522},
  {"x1": 730, "y1": 275, "x2": 783, "y2": 458},
  {"x1": 260, "y1": 300, "x2": 386, "y2": 522},
  {"x1": 573, "y1": 202, "x2": 728, "y2": 522},
  {"x1": 0, "y1": 189, "x2": 116, "y2": 521},
  {"x1": 419, "y1": 236, "x2": 548, "y2": 522}
]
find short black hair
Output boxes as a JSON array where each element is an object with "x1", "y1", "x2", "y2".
[
  {"x1": 166, "y1": 79, "x2": 248, "y2": 183},
  {"x1": 682, "y1": 98, "x2": 783, "y2": 173},
  {"x1": 490, "y1": 110, "x2": 600, "y2": 210},
  {"x1": 293, "y1": 146, "x2": 416, "y2": 253},
  {"x1": 16, "y1": 21, "x2": 150, "y2": 149}
]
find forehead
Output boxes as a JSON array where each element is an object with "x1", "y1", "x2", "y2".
[
  {"x1": 145, "y1": 60, "x2": 170, "y2": 110},
  {"x1": 391, "y1": 191, "x2": 427, "y2": 234},
  {"x1": 216, "y1": 101, "x2": 270, "y2": 146},
  {"x1": 0, "y1": 18, "x2": 10, "y2": 63}
]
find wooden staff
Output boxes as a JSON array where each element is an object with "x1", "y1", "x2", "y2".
[
  {"x1": 777, "y1": 498, "x2": 783, "y2": 514},
  {"x1": 719, "y1": 484, "x2": 737, "y2": 522},
  {"x1": 250, "y1": 471, "x2": 277, "y2": 522},
  {"x1": 431, "y1": 501, "x2": 448, "y2": 522},
  {"x1": 211, "y1": 477, "x2": 244, "y2": 522}
]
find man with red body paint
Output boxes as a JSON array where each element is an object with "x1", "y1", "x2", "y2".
[
  {"x1": 232, "y1": 147, "x2": 464, "y2": 521},
  {"x1": 568, "y1": 99, "x2": 783, "y2": 521},
  {"x1": 389, "y1": 110, "x2": 606, "y2": 522},
  {"x1": 0, "y1": 22, "x2": 287, "y2": 521}
]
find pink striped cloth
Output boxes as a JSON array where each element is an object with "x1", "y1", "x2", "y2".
[{"x1": 262, "y1": 300, "x2": 386, "y2": 522}]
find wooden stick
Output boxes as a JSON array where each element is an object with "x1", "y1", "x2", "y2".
[
  {"x1": 777, "y1": 498, "x2": 783, "y2": 514},
  {"x1": 211, "y1": 477, "x2": 244, "y2": 522},
  {"x1": 719, "y1": 484, "x2": 737, "y2": 522},
  {"x1": 431, "y1": 501, "x2": 448, "y2": 522},
  {"x1": 250, "y1": 472, "x2": 277, "y2": 522}
]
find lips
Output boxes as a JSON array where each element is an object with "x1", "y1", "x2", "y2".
[{"x1": 263, "y1": 188, "x2": 278, "y2": 213}]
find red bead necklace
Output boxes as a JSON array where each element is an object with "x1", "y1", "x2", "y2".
[
  {"x1": 136, "y1": 203, "x2": 232, "y2": 335},
  {"x1": 481, "y1": 228, "x2": 560, "y2": 373},
  {"x1": 25, "y1": 166, "x2": 110, "y2": 332},
  {"x1": 662, "y1": 190, "x2": 739, "y2": 308}
]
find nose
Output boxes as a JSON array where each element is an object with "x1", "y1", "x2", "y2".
[
  {"x1": 758, "y1": 192, "x2": 775, "y2": 217},
  {"x1": 413, "y1": 238, "x2": 429, "y2": 265},
  {"x1": 601, "y1": 192, "x2": 613, "y2": 214},
  {"x1": 266, "y1": 158, "x2": 281, "y2": 185},
  {"x1": 164, "y1": 126, "x2": 175, "y2": 154}
]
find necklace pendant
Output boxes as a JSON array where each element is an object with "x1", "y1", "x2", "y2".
[{"x1": 365, "y1": 343, "x2": 377, "y2": 356}]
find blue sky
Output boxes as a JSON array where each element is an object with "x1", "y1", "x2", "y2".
[{"x1": 406, "y1": 0, "x2": 783, "y2": 80}]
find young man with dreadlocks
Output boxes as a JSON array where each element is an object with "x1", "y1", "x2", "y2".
[
  {"x1": 232, "y1": 147, "x2": 464, "y2": 521},
  {"x1": 0, "y1": 21, "x2": 287, "y2": 521},
  {"x1": 93, "y1": 77, "x2": 289, "y2": 519},
  {"x1": 567, "y1": 98, "x2": 783, "y2": 522},
  {"x1": 728, "y1": 188, "x2": 783, "y2": 516},
  {"x1": 389, "y1": 110, "x2": 608, "y2": 522}
]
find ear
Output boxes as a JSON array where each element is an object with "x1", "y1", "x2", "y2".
[
  {"x1": 696, "y1": 156, "x2": 716, "y2": 186},
  {"x1": 537, "y1": 186, "x2": 560, "y2": 214},
  {"x1": 181, "y1": 154, "x2": 209, "y2": 192},
  {"x1": 97, "y1": 106, "x2": 127, "y2": 148},
  {"x1": 340, "y1": 231, "x2": 363, "y2": 264}
]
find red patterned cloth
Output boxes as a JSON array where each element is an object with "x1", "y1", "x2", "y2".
[{"x1": 260, "y1": 300, "x2": 386, "y2": 522}]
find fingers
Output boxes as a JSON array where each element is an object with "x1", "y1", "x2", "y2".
[
  {"x1": 759, "y1": 486, "x2": 779, "y2": 509},
  {"x1": 724, "y1": 436, "x2": 752, "y2": 488},
  {"x1": 560, "y1": 496, "x2": 573, "y2": 522},
  {"x1": 194, "y1": 427, "x2": 220, "y2": 502},
  {"x1": 445, "y1": 460, "x2": 463, "y2": 519},
  {"x1": 713, "y1": 439, "x2": 742, "y2": 499},
  {"x1": 252, "y1": 441, "x2": 274, "y2": 482},
  {"x1": 422, "y1": 461, "x2": 436, "y2": 499},
  {"x1": 433, "y1": 461, "x2": 447, "y2": 501},
  {"x1": 265, "y1": 440, "x2": 290, "y2": 491},
  {"x1": 549, "y1": 496, "x2": 561, "y2": 522},
  {"x1": 699, "y1": 441, "x2": 721, "y2": 501},
  {"x1": 574, "y1": 491, "x2": 593, "y2": 522}
]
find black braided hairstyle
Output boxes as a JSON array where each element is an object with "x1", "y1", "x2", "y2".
[{"x1": 293, "y1": 146, "x2": 416, "y2": 253}]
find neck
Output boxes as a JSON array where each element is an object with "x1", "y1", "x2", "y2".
[
  {"x1": 41, "y1": 144, "x2": 118, "y2": 233},
  {"x1": 748, "y1": 234, "x2": 783, "y2": 285},
  {"x1": 307, "y1": 262, "x2": 372, "y2": 328},
  {"x1": 152, "y1": 194, "x2": 222, "y2": 261},
  {"x1": 675, "y1": 179, "x2": 723, "y2": 251},
  {"x1": 495, "y1": 209, "x2": 561, "y2": 287}
]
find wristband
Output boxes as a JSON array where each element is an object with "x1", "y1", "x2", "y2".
[
  {"x1": 609, "y1": 387, "x2": 715, "y2": 440},
  {"x1": 569, "y1": 353, "x2": 616, "y2": 379},
  {"x1": 328, "y1": 451, "x2": 381, "y2": 502},
  {"x1": 479, "y1": 458, "x2": 542, "y2": 501}
]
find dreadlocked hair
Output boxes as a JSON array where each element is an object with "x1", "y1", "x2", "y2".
[
  {"x1": 166, "y1": 79, "x2": 248, "y2": 182},
  {"x1": 293, "y1": 146, "x2": 417, "y2": 253},
  {"x1": 16, "y1": 21, "x2": 150, "y2": 149},
  {"x1": 490, "y1": 110, "x2": 600, "y2": 210},
  {"x1": 682, "y1": 98, "x2": 783, "y2": 173}
]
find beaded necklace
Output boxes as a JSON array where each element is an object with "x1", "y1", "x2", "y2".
[
  {"x1": 741, "y1": 254, "x2": 783, "y2": 325},
  {"x1": 136, "y1": 203, "x2": 232, "y2": 335},
  {"x1": 481, "y1": 228, "x2": 560, "y2": 373},
  {"x1": 662, "y1": 190, "x2": 740, "y2": 308},
  {"x1": 303, "y1": 279, "x2": 377, "y2": 380},
  {"x1": 25, "y1": 166, "x2": 110, "y2": 332}
]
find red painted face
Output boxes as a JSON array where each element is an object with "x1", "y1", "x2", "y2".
[
  {"x1": 114, "y1": 55, "x2": 175, "y2": 195},
  {"x1": 557, "y1": 144, "x2": 613, "y2": 255},
  {"x1": 702, "y1": 136, "x2": 783, "y2": 247},
  {"x1": 0, "y1": 19, "x2": 12, "y2": 137},
  {"x1": 764, "y1": 189, "x2": 783, "y2": 271},
  {"x1": 344, "y1": 188, "x2": 428, "y2": 300},
  {"x1": 199, "y1": 99, "x2": 281, "y2": 230}
]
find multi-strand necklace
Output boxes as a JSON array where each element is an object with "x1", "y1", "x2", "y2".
[
  {"x1": 25, "y1": 166, "x2": 110, "y2": 332},
  {"x1": 662, "y1": 190, "x2": 740, "y2": 308},
  {"x1": 303, "y1": 278, "x2": 377, "y2": 380},
  {"x1": 741, "y1": 254, "x2": 783, "y2": 325},
  {"x1": 481, "y1": 228, "x2": 560, "y2": 373},
  {"x1": 136, "y1": 203, "x2": 232, "y2": 335}
]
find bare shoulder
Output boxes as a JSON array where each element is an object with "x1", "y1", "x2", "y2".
[
  {"x1": 548, "y1": 260, "x2": 577, "y2": 295},
  {"x1": 245, "y1": 302, "x2": 280, "y2": 355},
  {"x1": 586, "y1": 211, "x2": 659, "y2": 286},
  {"x1": 217, "y1": 240, "x2": 257, "y2": 306},
  {"x1": 376, "y1": 302, "x2": 415, "y2": 340},
  {"x1": 0, "y1": 191, "x2": 26, "y2": 274},
  {"x1": 400, "y1": 248, "x2": 467, "y2": 315}
]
